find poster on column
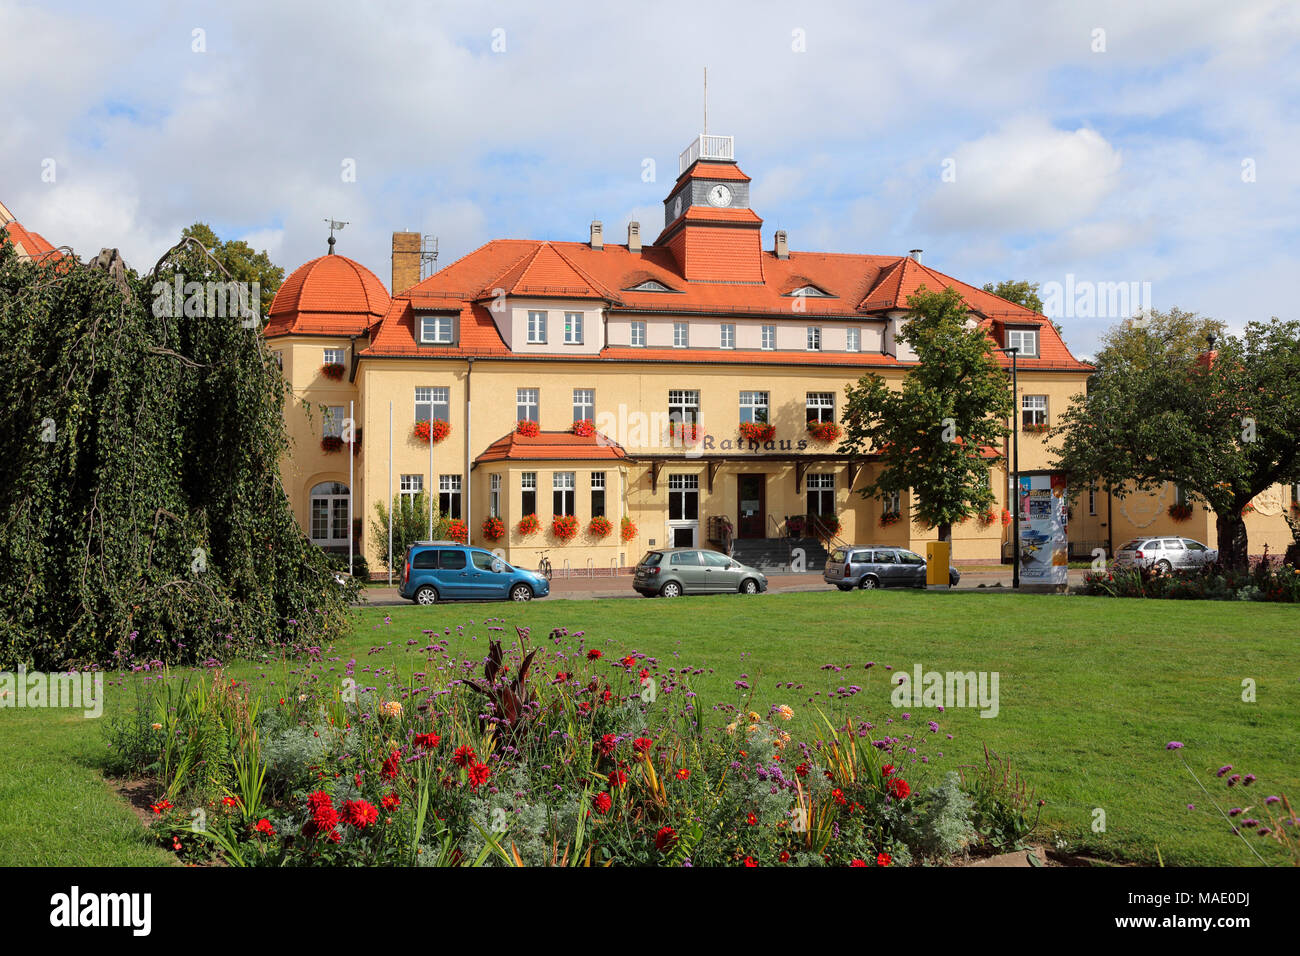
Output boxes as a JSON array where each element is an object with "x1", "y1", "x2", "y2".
[{"x1": 1017, "y1": 474, "x2": 1068, "y2": 586}]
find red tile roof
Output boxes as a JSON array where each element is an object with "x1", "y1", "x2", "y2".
[
  {"x1": 2, "y1": 216, "x2": 62, "y2": 262},
  {"x1": 474, "y1": 430, "x2": 629, "y2": 464},
  {"x1": 264, "y1": 253, "x2": 390, "y2": 338},
  {"x1": 675, "y1": 161, "x2": 752, "y2": 184}
]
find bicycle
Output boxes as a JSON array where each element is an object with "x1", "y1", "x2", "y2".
[{"x1": 535, "y1": 550, "x2": 553, "y2": 581}]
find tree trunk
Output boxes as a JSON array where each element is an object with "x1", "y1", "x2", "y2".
[{"x1": 1215, "y1": 513, "x2": 1249, "y2": 570}]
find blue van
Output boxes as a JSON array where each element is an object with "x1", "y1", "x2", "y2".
[{"x1": 399, "y1": 541, "x2": 550, "y2": 604}]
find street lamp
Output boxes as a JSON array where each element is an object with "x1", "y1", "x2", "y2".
[{"x1": 995, "y1": 347, "x2": 1020, "y2": 589}]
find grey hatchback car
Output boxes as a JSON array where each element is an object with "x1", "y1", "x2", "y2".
[
  {"x1": 633, "y1": 548, "x2": 768, "y2": 597},
  {"x1": 1113, "y1": 537, "x2": 1218, "y2": 571},
  {"x1": 824, "y1": 546, "x2": 961, "y2": 590}
]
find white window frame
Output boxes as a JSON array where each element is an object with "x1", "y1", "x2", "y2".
[
  {"x1": 527, "y1": 310, "x2": 548, "y2": 344},
  {"x1": 553, "y1": 471, "x2": 576, "y2": 516},
  {"x1": 521, "y1": 472, "x2": 537, "y2": 514},
  {"x1": 323, "y1": 405, "x2": 346, "y2": 438},
  {"x1": 415, "y1": 386, "x2": 450, "y2": 423},
  {"x1": 846, "y1": 328, "x2": 860, "y2": 352},
  {"x1": 563, "y1": 311, "x2": 584, "y2": 345},
  {"x1": 309, "y1": 481, "x2": 350, "y2": 544},
  {"x1": 807, "y1": 327, "x2": 822, "y2": 351},
  {"x1": 761, "y1": 325, "x2": 775, "y2": 350},
  {"x1": 323, "y1": 348, "x2": 345, "y2": 366},
  {"x1": 591, "y1": 471, "x2": 606, "y2": 517},
  {"x1": 1088, "y1": 487, "x2": 1097, "y2": 516},
  {"x1": 489, "y1": 473, "x2": 501, "y2": 517},
  {"x1": 807, "y1": 392, "x2": 835, "y2": 423},
  {"x1": 720, "y1": 323, "x2": 736, "y2": 349},
  {"x1": 1006, "y1": 327, "x2": 1039, "y2": 358},
  {"x1": 673, "y1": 322, "x2": 689, "y2": 348},
  {"x1": 400, "y1": 474, "x2": 423, "y2": 505},
  {"x1": 439, "y1": 474, "x2": 462, "y2": 519},
  {"x1": 1022, "y1": 394, "x2": 1048, "y2": 427},
  {"x1": 419, "y1": 314, "x2": 454, "y2": 344},
  {"x1": 668, "y1": 389, "x2": 700, "y2": 425},
  {"x1": 516, "y1": 387, "x2": 539, "y2": 422},
  {"x1": 668, "y1": 473, "x2": 699, "y2": 521},
  {"x1": 739, "y1": 390, "x2": 769, "y2": 424},
  {"x1": 573, "y1": 388, "x2": 594, "y2": 422},
  {"x1": 630, "y1": 321, "x2": 646, "y2": 347}
]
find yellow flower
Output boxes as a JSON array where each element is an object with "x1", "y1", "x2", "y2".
[
  {"x1": 150, "y1": 722, "x2": 163, "y2": 731},
  {"x1": 381, "y1": 700, "x2": 403, "y2": 719},
  {"x1": 747, "y1": 724, "x2": 759, "y2": 733},
  {"x1": 725, "y1": 722, "x2": 737, "y2": 735},
  {"x1": 747, "y1": 711, "x2": 761, "y2": 722},
  {"x1": 776, "y1": 705, "x2": 794, "y2": 721}
]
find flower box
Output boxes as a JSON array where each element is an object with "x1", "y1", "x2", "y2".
[
  {"x1": 516, "y1": 420, "x2": 540, "y2": 437},
  {"x1": 620, "y1": 516, "x2": 637, "y2": 542},
  {"x1": 1000, "y1": 508, "x2": 1012, "y2": 526},
  {"x1": 481, "y1": 516, "x2": 506, "y2": 542},
  {"x1": 320, "y1": 363, "x2": 345, "y2": 381},
  {"x1": 551, "y1": 514, "x2": 580, "y2": 541},
  {"x1": 571, "y1": 419, "x2": 595, "y2": 437},
  {"x1": 668, "y1": 421, "x2": 702, "y2": 443},
  {"x1": 1023, "y1": 422, "x2": 1051, "y2": 435},
  {"x1": 414, "y1": 419, "x2": 451, "y2": 444},
  {"x1": 320, "y1": 435, "x2": 344, "y2": 453},
  {"x1": 587, "y1": 515, "x2": 613, "y2": 538},
  {"x1": 806, "y1": 420, "x2": 843, "y2": 443},
  {"x1": 517, "y1": 513, "x2": 540, "y2": 536},
  {"x1": 978, "y1": 510, "x2": 997, "y2": 526},
  {"x1": 879, "y1": 512, "x2": 902, "y2": 528},
  {"x1": 447, "y1": 519, "x2": 468, "y2": 544},
  {"x1": 738, "y1": 421, "x2": 776, "y2": 443},
  {"x1": 1168, "y1": 503, "x2": 1193, "y2": 522}
]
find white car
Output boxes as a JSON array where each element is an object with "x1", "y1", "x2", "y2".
[{"x1": 1113, "y1": 537, "x2": 1218, "y2": 572}]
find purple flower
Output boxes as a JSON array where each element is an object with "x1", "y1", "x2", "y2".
[
  {"x1": 1165, "y1": 741, "x2": 1184, "y2": 750},
  {"x1": 1216, "y1": 765, "x2": 1232, "y2": 777}
]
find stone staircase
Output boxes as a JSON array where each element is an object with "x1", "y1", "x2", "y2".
[{"x1": 728, "y1": 536, "x2": 830, "y2": 573}]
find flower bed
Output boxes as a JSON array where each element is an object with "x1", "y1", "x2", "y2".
[
  {"x1": 587, "y1": 515, "x2": 613, "y2": 538},
  {"x1": 738, "y1": 421, "x2": 776, "y2": 444},
  {"x1": 551, "y1": 514, "x2": 579, "y2": 541},
  {"x1": 620, "y1": 516, "x2": 637, "y2": 542},
  {"x1": 516, "y1": 420, "x2": 539, "y2": 437},
  {"x1": 320, "y1": 363, "x2": 345, "y2": 381},
  {"x1": 1082, "y1": 561, "x2": 1300, "y2": 603},
  {"x1": 414, "y1": 419, "x2": 451, "y2": 444},
  {"x1": 806, "y1": 420, "x2": 843, "y2": 443},
  {"x1": 517, "y1": 513, "x2": 540, "y2": 537},
  {"x1": 571, "y1": 419, "x2": 595, "y2": 437},
  {"x1": 481, "y1": 516, "x2": 506, "y2": 542},
  {"x1": 109, "y1": 628, "x2": 1042, "y2": 867}
]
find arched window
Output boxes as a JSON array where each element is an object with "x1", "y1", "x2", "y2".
[{"x1": 310, "y1": 482, "x2": 350, "y2": 544}]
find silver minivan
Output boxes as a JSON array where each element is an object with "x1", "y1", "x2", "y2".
[
  {"x1": 1113, "y1": 537, "x2": 1218, "y2": 571},
  {"x1": 824, "y1": 546, "x2": 960, "y2": 590}
]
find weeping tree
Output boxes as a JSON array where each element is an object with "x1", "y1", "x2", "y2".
[{"x1": 0, "y1": 235, "x2": 355, "y2": 669}]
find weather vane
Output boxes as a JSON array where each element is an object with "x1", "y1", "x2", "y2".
[{"x1": 325, "y1": 218, "x2": 348, "y2": 254}]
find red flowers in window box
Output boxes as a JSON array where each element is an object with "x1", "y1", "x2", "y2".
[
  {"x1": 620, "y1": 516, "x2": 637, "y2": 541},
  {"x1": 1168, "y1": 502, "x2": 1193, "y2": 522},
  {"x1": 517, "y1": 513, "x2": 540, "y2": 536},
  {"x1": 588, "y1": 514, "x2": 613, "y2": 538},
  {"x1": 516, "y1": 419, "x2": 540, "y2": 437},
  {"x1": 414, "y1": 419, "x2": 451, "y2": 443},
  {"x1": 571, "y1": 418, "x2": 595, "y2": 437},
  {"x1": 739, "y1": 421, "x2": 776, "y2": 443},
  {"x1": 668, "y1": 421, "x2": 702, "y2": 443},
  {"x1": 879, "y1": 511, "x2": 901, "y2": 528},
  {"x1": 1000, "y1": 508, "x2": 1012, "y2": 527},
  {"x1": 447, "y1": 519, "x2": 468, "y2": 544},
  {"x1": 552, "y1": 514, "x2": 579, "y2": 541},
  {"x1": 1022, "y1": 422, "x2": 1050, "y2": 434},
  {"x1": 806, "y1": 420, "x2": 843, "y2": 443},
  {"x1": 481, "y1": 515, "x2": 505, "y2": 541},
  {"x1": 320, "y1": 435, "x2": 344, "y2": 453},
  {"x1": 978, "y1": 509, "x2": 997, "y2": 526},
  {"x1": 321, "y1": 362, "x2": 345, "y2": 381}
]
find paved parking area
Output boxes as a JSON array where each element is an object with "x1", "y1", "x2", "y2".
[{"x1": 359, "y1": 568, "x2": 1089, "y2": 605}]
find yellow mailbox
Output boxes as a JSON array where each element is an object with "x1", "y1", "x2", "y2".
[{"x1": 926, "y1": 541, "x2": 951, "y2": 588}]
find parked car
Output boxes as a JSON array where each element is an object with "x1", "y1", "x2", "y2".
[
  {"x1": 823, "y1": 546, "x2": 961, "y2": 590},
  {"x1": 633, "y1": 548, "x2": 768, "y2": 597},
  {"x1": 1113, "y1": 537, "x2": 1218, "y2": 572},
  {"x1": 399, "y1": 541, "x2": 550, "y2": 604}
]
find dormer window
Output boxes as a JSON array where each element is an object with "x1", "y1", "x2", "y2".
[
  {"x1": 628, "y1": 280, "x2": 673, "y2": 293},
  {"x1": 788, "y1": 285, "x2": 831, "y2": 297},
  {"x1": 419, "y1": 314, "x2": 455, "y2": 345},
  {"x1": 1005, "y1": 326, "x2": 1039, "y2": 358}
]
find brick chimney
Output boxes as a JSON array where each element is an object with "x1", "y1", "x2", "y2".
[
  {"x1": 627, "y1": 221, "x2": 641, "y2": 253},
  {"x1": 774, "y1": 230, "x2": 789, "y2": 260},
  {"x1": 391, "y1": 231, "x2": 421, "y2": 294},
  {"x1": 590, "y1": 220, "x2": 603, "y2": 250}
]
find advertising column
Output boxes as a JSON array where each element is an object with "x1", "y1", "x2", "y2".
[{"x1": 1018, "y1": 474, "x2": 1069, "y2": 589}]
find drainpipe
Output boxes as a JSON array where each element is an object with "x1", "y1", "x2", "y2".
[{"x1": 466, "y1": 358, "x2": 474, "y2": 540}]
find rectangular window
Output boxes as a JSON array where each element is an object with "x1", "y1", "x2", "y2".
[
  {"x1": 673, "y1": 322, "x2": 689, "y2": 348},
  {"x1": 1022, "y1": 394, "x2": 1048, "y2": 428},
  {"x1": 807, "y1": 327, "x2": 822, "y2": 351},
  {"x1": 489, "y1": 473, "x2": 501, "y2": 518},
  {"x1": 573, "y1": 388, "x2": 594, "y2": 423},
  {"x1": 720, "y1": 324, "x2": 736, "y2": 349},
  {"x1": 521, "y1": 472, "x2": 537, "y2": 515},
  {"x1": 1293, "y1": 482, "x2": 1300, "y2": 507},
  {"x1": 739, "y1": 390, "x2": 769, "y2": 424},
  {"x1": 415, "y1": 386, "x2": 450, "y2": 423},
  {"x1": 564, "y1": 311, "x2": 584, "y2": 344},
  {"x1": 591, "y1": 472, "x2": 606, "y2": 518},
  {"x1": 846, "y1": 328, "x2": 860, "y2": 352},
  {"x1": 761, "y1": 325, "x2": 775, "y2": 350},
  {"x1": 527, "y1": 310, "x2": 548, "y2": 344},
  {"x1": 400, "y1": 474, "x2": 423, "y2": 506},
  {"x1": 419, "y1": 315, "x2": 454, "y2": 344},
  {"x1": 323, "y1": 405, "x2": 345, "y2": 438},
  {"x1": 883, "y1": 490, "x2": 901, "y2": 516},
  {"x1": 1088, "y1": 487, "x2": 1097, "y2": 516},
  {"x1": 516, "y1": 388, "x2": 539, "y2": 422},
  {"x1": 807, "y1": 473, "x2": 835, "y2": 516},
  {"x1": 668, "y1": 473, "x2": 699, "y2": 521},
  {"x1": 806, "y1": 392, "x2": 835, "y2": 423},
  {"x1": 1006, "y1": 327, "x2": 1039, "y2": 357},
  {"x1": 668, "y1": 389, "x2": 700, "y2": 425},
  {"x1": 630, "y1": 321, "x2": 646, "y2": 347},
  {"x1": 439, "y1": 475, "x2": 462, "y2": 519},
  {"x1": 323, "y1": 348, "x2": 345, "y2": 366},
  {"x1": 553, "y1": 472, "x2": 575, "y2": 517}
]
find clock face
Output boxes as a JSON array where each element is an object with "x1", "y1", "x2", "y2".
[{"x1": 707, "y1": 184, "x2": 733, "y2": 207}]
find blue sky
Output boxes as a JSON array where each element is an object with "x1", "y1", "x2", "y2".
[{"x1": 2, "y1": 0, "x2": 1297, "y2": 357}]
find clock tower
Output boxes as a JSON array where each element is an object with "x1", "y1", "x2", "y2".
[{"x1": 657, "y1": 134, "x2": 764, "y2": 283}]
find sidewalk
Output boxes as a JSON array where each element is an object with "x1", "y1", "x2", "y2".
[{"x1": 359, "y1": 568, "x2": 1088, "y2": 606}]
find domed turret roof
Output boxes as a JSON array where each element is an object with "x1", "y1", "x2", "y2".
[{"x1": 265, "y1": 253, "x2": 390, "y2": 337}]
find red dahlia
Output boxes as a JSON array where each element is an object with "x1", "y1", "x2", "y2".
[
  {"x1": 593, "y1": 792, "x2": 612, "y2": 815},
  {"x1": 587, "y1": 649, "x2": 602, "y2": 660},
  {"x1": 413, "y1": 732, "x2": 441, "y2": 749},
  {"x1": 887, "y1": 778, "x2": 911, "y2": 800},
  {"x1": 467, "y1": 762, "x2": 491, "y2": 788},
  {"x1": 655, "y1": 826, "x2": 677, "y2": 851},
  {"x1": 633, "y1": 736, "x2": 654, "y2": 755},
  {"x1": 877, "y1": 852, "x2": 892, "y2": 867},
  {"x1": 381, "y1": 793, "x2": 401, "y2": 811},
  {"x1": 382, "y1": 750, "x2": 401, "y2": 779},
  {"x1": 453, "y1": 744, "x2": 476, "y2": 767},
  {"x1": 599, "y1": 733, "x2": 617, "y2": 756},
  {"x1": 342, "y1": 799, "x2": 379, "y2": 828}
]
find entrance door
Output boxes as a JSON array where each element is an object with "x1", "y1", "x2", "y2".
[{"x1": 737, "y1": 475, "x2": 766, "y2": 538}]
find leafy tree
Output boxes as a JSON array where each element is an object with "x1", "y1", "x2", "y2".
[
  {"x1": 840, "y1": 286, "x2": 1013, "y2": 552},
  {"x1": 181, "y1": 222, "x2": 284, "y2": 316},
  {"x1": 370, "y1": 492, "x2": 453, "y2": 572},
  {"x1": 0, "y1": 235, "x2": 351, "y2": 668},
  {"x1": 982, "y1": 279, "x2": 1064, "y2": 338},
  {"x1": 1053, "y1": 313, "x2": 1300, "y2": 568}
]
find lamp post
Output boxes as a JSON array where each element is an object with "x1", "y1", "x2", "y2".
[{"x1": 996, "y1": 347, "x2": 1020, "y2": 589}]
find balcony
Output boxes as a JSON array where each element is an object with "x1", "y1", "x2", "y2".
[{"x1": 679, "y1": 134, "x2": 734, "y2": 174}]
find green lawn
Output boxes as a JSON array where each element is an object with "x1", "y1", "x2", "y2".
[{"x1": 1, "y1": 590, "x2": 1294, "y2": 866}]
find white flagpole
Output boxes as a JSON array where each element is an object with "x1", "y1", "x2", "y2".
[
  {"x1": 348, "y1": 399, "x2": 354, "y2": 576},
  {"x1": 428, "y1": 407, "x2": 434, "y2": 540},
  {"x1": 387, "y1": 401, "x2": 393, "y2": 585}
]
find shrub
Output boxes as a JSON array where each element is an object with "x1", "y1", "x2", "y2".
[{"x1": 370, "y1": 492, "x2": 453, "y2": 571}]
